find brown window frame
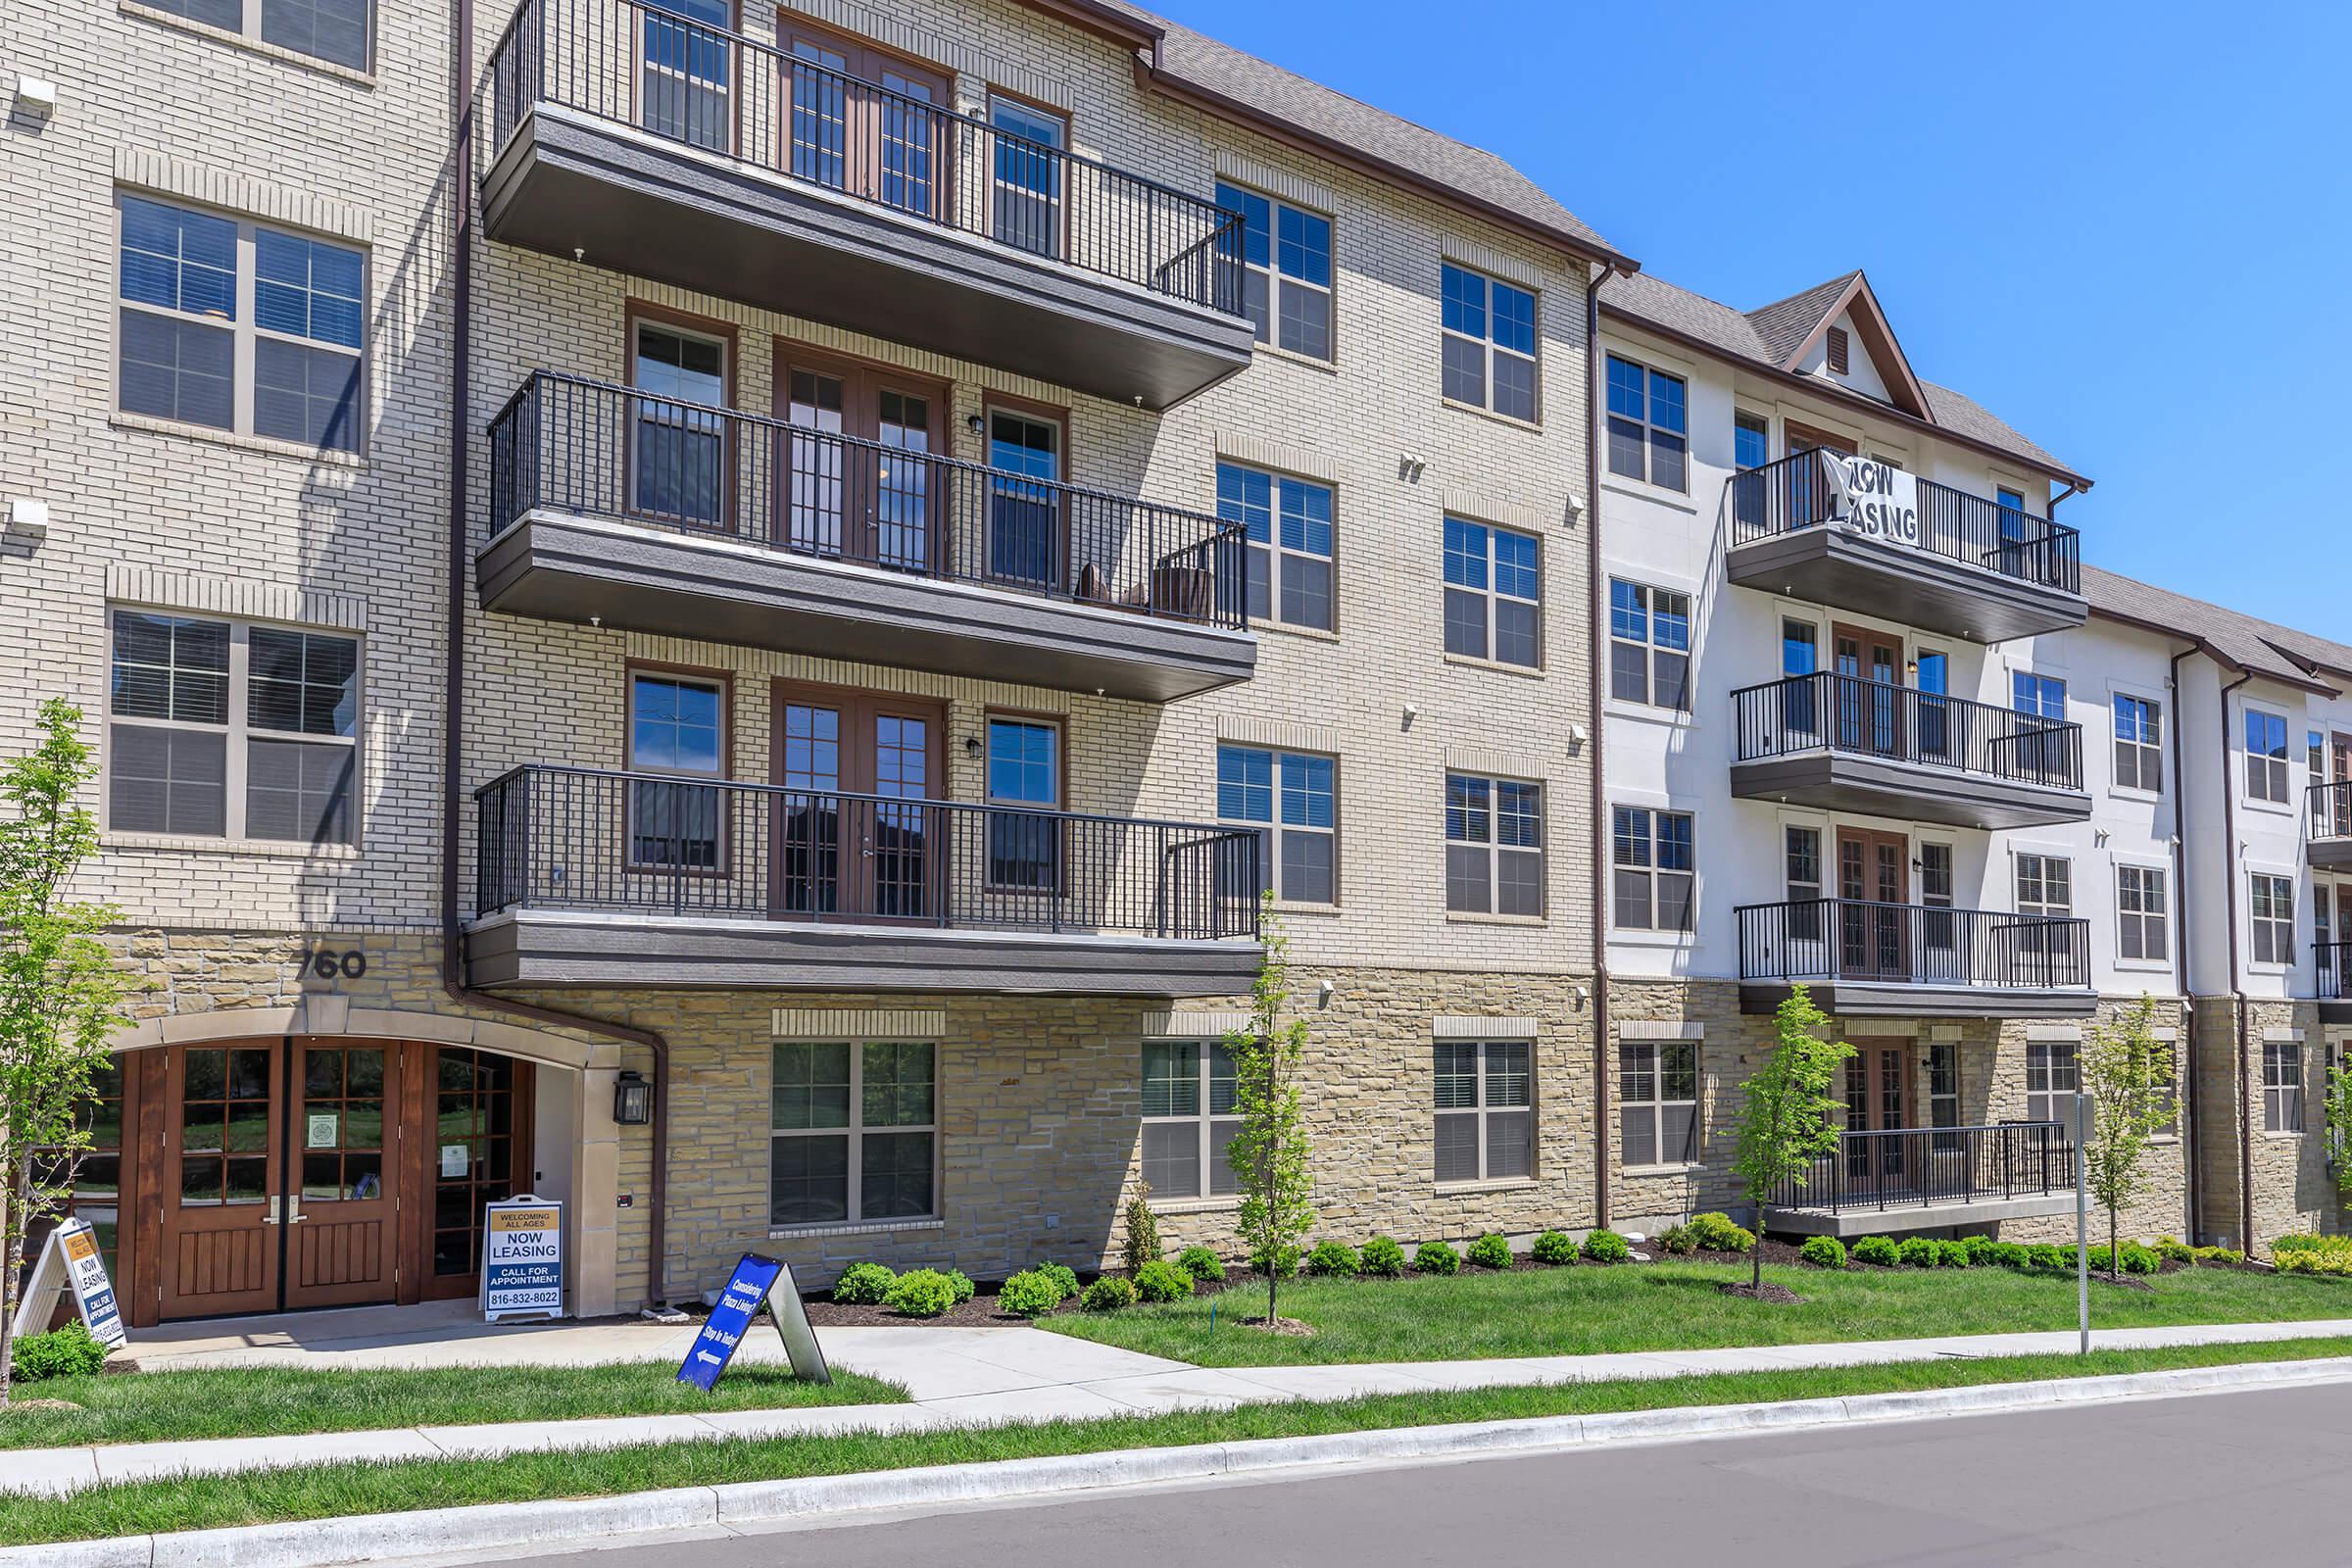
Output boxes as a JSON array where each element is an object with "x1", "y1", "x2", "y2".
[
  {"x1": 621, "y1": 662, "x2": 735, "y2": 878},
  {"x1": 624, "y1": 301, "x2": 739, "y2": 530}
]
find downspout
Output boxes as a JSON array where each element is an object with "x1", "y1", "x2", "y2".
[
  {"x1": 441, "y1": 0, "x2": 674, "y2": 1308},
  {"x1": 1585, "y1": 261, "x2": 1618, "y2": 1230},
  {"x1": 2217, "y1": 671, "x2": 2253, "y2": 1250},
  {"x1": 2168, "y1": 645, "x2": 2198, "y2": 1240}
]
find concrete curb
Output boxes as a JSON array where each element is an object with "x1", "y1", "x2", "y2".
[{"x1": 17, "y1": 1354, "x2": 2352, "y2": 1568}]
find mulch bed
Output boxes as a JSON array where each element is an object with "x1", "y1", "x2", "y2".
[
  {"x1": 800, "y1": 1283, "x2": 1036, "y2": 1329},
  {"x1": 1717, "y1": 1281, "x2": 1806, "y2": 1304}
]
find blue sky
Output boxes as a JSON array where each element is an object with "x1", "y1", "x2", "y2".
[{"x1": 1156, "y1": 1, "x2": 2352, "y2": 633}]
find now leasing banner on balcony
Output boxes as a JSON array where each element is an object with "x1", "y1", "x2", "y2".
[{"x1": 1823, "y1": 455, "x2": 1922, "y2": 547}]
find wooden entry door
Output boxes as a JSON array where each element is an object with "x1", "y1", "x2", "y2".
[
  {"x1": 160, "y1": 1041, "x2": 283, "y2": 1318},
  {"x1": 771, "y1": 685, "x2": 946, "y2": 922},
  {"x1": 1837, "y1": 827, "x2": 1911, "y2": 981},
  {"x1": 283, "y1": 1040, "x2": 398, "y2": 1311},
  {"x1": 1843, "y1": 1042, "x2": 1915, "y2": 1193},
  {"x1": 1832, "y1": 622, "x2": 1903, "y2": 759},
  {"x1": 775, "y1": 346, "x2": 946, "y2": 574}
]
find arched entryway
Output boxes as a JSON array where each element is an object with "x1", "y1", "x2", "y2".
[{"x1": 60, "y1": 1005, "x2": 626, "y2": 1327}]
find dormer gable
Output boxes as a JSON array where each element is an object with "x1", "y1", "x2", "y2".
[{"x1": 1744, "y1": 271, "x2": 1930, "y2": 419}]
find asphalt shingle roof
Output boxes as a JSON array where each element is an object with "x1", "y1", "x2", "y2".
[
  {"x1": 1744, "y1": 272, "x2": 1861, "y2": 365},
  {"x1": 2082, "y1": 564, "x2": 2349, "y2": 694}
]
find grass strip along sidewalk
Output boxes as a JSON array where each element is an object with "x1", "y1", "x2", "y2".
[
  {"x1": 1041, "y1": 1258, "x2": 2352, "y2": 1366},
  {"x1": 10, "y1": 1336, "x2": 2352, "y2": 1546},
  {"x1": 0, "y1": 1362, "x2": 905, "y2": 1451}
]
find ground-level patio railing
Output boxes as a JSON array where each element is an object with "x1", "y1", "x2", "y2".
[{"x1": 1767, "y1": 1122, "x2": 2072, "y2": 1215}]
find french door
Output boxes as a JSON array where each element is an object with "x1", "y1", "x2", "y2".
[
  {"x1": 1787, "y1": 421, "x2": 1856, "y2": 527},
  {"x1": 1832, "y1": 622, "x2": 1902, "y2": 759},
  {"x1": 776, "y1": 348, "x2": 943, "y2": 574},
  {"x1": 1837, "y1": 827, "x2": 1911, "y2": 982},
  {"x1": 2330, "y1": 734, "x2": 2352, "y2": 837},
  {"x1": 1842, "y1": 1042, "x2": 1914, "y2": 1194},
  {"x1": 771, "y1": 686, "x2": 946, "y2": 922},
  {"x1": 781, "y1": 21, "x2": 951, "y2": 218}
]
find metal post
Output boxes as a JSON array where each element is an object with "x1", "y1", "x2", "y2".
[{"x1": 2075, "y1": 1091, "x2": 2092, "y2": 1356}]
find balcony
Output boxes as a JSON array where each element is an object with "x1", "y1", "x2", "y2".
[
  {"x1": 481, "y1": 372, "x2": 1254, "y2": 701},
  {"x1": 1731, "y1": 673, "x2": 2089, "y2": 830},
  {"x1": 1764, "y1": 1124, "x2": 2077, "y2": 1237},
  {"x1": 2321, "y1": 942, "x2": 2351, "y2": 1026},
  {"x1": 1735, "y1": 898, "x2": 2095, "y2": 1018},
  {"x1": 465, "y1": 765, "x2": 1263, "y2": 997},
  {"x1": 2312, "y1": 782, "x2": 2352, "y2": 870},
  {"x1": 483, "y1": 0, "x2": 1252, "y2": 409},
  {"x1": 1725, "y1": 452, "x2": 2086, "y2": 643}
]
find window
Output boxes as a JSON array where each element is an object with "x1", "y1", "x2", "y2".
[
  {"x1": 108, "y1": 610, "x2": 358, "y2": 844},
  {"x1": 988, "y1": 96, "x2": 1066, "y2": 258},
  {"x1": 2016, "y1": 854, "x2": 2072, "y2": 918},
  {"x1": 770, "y1": 1041, "x2": 935, "y2": 1225},
  {"x1": 1604, "y1": 355, "x2": 1687, "y2": 490},
  {"x1": 626, "y1": 671, "x2": 724, "y2": 869},
  {"x1": 1785, "y1": 825, "x2": 1822, "y2": 900},
  {"x1": 2118, "y1": 865, "x2": 2170, "y2": 962},
  {"x1": 2250, "y1": 872, "x2": 2296, "y2": 965},
  {"x1": 2026, "y1": 1040, "x2": 2077, "y2": 1126},
  {"x1": 1735, "y1": 411, "x2": 1771, "y2": 472},
  {"x1": 986, "y1": 407, "x2": 1061, "y2": 587},
  {"x1": 1608, "y1": 579, "x2": 1690, "y2": 710},
  {"x1": 28, "y1": 1058, "x2": 127, "y2": 1282},
  {"x1": 1826, "y1": 324, "x2": 1850, "y2": 375},
  {"x1": 986, "y1": 716, "x2": 1060, "y2": 891},
  {"x1": 2246, "y1": 709, "x2": 2289, "y2": 804},
  {"x1": 1442, "y1": 517, "x2": 1541, "y2": 666},
  {"x1": 2113, "y1": 695, "x2": 2162, "y2": 792},
  {"x1": 1141, "y1": 1041, "x2": 1240, "y2": 1199},
  {"x1": 1928, "y1": 1043, "x2": 1960, "y2": 1136},
  {"x1": 1215, "y1": 182, "x2": 1331, "y2": 360},
  {"x1": 117, "y1": 195, "x2": 365, "y2": 451},
  {"x1": 2012, "y1": 671, "x2": 2067, "y2": 778},
  {"x1": 139, "y1": 0, "x2": 369, "y2": 70},
  {"x1": 1216, "y1": 464, "x2": 1334, "y2": 631},
  {"x1": 1446, "y1": 774, "x2": 1544, "y2": 916},
  {"x1": 1440, "y1": 264, "x2": 1537, "y2": 420},
  {"x1": 1919, "y1": 841, "x2": 1956, "y2": 962},
  {"x1": 1619, "y1": 1041, "x2": 1697, "y2": 1168},
  {"x1": 630, "y1": 320, "x2": 727, "y2": 524},
  {"x1": 1217, "y1": 746, "x2": 1335, "y2": 905},
  {"x1": 2264, "y1": 1040, "x2": 2304, "y2": 1133},
  {"x1": 1613, "y1": 807, "x2": 1693, "y2": 932},
  {"x1": 1434, "y1": 1039, "x2": 1532, "y2": 1182}
]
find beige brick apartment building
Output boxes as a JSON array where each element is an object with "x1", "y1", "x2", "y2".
[{"x1": 3, "y1": 0, "x2": 2344, "y2": 1327}]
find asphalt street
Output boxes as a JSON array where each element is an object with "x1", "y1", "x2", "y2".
[{"x1": 461, "y1": 1381, "x2": 2352, "y2": 1566}]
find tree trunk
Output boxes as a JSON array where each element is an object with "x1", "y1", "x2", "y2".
[
  {"x1": 1266, "y1": 1267, "x2": 1276, "y2": 1328},
  {"x1": 0, "y1": 1154, "x2": 25, "y2": 1407},
  {"x1": 1751, "y1": 1232, "x2": 1762, "y2": 1291},
  {"x1": 2109, "y1": 1207, "x2": 2120, "y2": 1283}
]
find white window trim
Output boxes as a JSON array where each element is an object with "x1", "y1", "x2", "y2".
[
  {"x1": 101, "y1": 607, "x2": 363, "y2": 848},
  {"x1": 1606, "y1": 576, "x2": 1694, "y2": 714},
  {"x1": 768, "y1": 1040, "x2": 941, "y2": 1229},
  {"x1": 1619, "y1": 1038, "x2": 1700, "y2": 1172},
  {"x1": 114, "y1": 191, "x2": 369, "y2": 455},
  {"x1": 1140, "y1": 1039, "x2": 1241, "y2": 1203},
  {"x1": 2106, "y1": 683, "x2": 2167, "y2": 799},
  {"x1": 2246, "y1": 867, "x2": 2298, "y2": 971},
  {"x1": 1215, "y1": 743, "x2": 1339, "y2": 909},
  {"x1": 1444, "y1": 771, "x2": 1546, "y2": 921},
  {"x1": 2241, "y1": 701, "x2": 2295, "y2": 812},
  {"x1": 2263, "y1": 1038, "x2": 2306, "y2": 1135},
  {"x1": 1441, "y1": 262, "x2": 1540, "y2": 423},
  {"x1": 1610, "y1": 800, "x2": 1697, "y2": 940},
  {"x1": 124, "y1": 0, "x2": 376, "y2": 74},
  {"x1": 1218, "y1": 180, "x2": 1334, "y2": 363},
  {"x1": 2025, "y1": 1039, "x2": 2079, "y2": 1126},
  {"x1": 1218, "y1": 460, "x2": 1337, "y2": 636},
  {"x1": 1434, "y1": 1038, "x2": 1535, "y2": 1186},
  {"x1": 1442, "y1": 516, "x2": 1544, "y2": 669},
  {"x1": 2112, "y1": 856, "x2": 2174, "y2": 972},
  {"x1": 1603, "y1": 352, "x2": 1690, "y2": 495}
]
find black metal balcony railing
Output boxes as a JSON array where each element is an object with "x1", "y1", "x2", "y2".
[
  {"x1": 1732, "y1": 672, "x2": 2084, "y2": 790},
  {"x1": 1728, "y1": 450, "x2": 2082, "y2": 594},
  {"x1": 489, "y1": 371, "x2": 1247, "y2": 627},
  {"x1": 1769, "y1": 1122, "x2": 2073, "y2": 1215},
  {"x1": 488, "y1": 0, "x2": 1244, "y2": 315},
  {"x1": 2321, "y1": 941, "x2": 2350, "y2": 1002},
  {"x1": 475, "y1": 764, "x2": 1262, "y2": 941},
  {"x1": 2313, "y1": 781, "x2": 2352, "y2": 844},
  {"x1": 1736, "y1": 898, "x2": 2093, "y2": 991}
]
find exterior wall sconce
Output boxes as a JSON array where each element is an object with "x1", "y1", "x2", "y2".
[{"x1": 613, "y1": 1070, "x2": 653, "y2": 1127}]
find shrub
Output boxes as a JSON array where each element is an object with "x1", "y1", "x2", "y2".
[
  {"x1": 1959, "y1": 1234, "x2": 1999, "y2": 1266},
  {"x1": 1133, "y1": 1259, "x2": 1195, "y2": 1302},
  {"x1": 1894, "y1": 1236, "x2": 1940, "y2": 1269},
  {"x1": 1304, "y1": 1239, "x2": 1361, "y2": 1278},
  {"x1": 2155, "y1": 1236, "x2": 2196, "y2": 1264},
  {"x1": 1175, "y1": 1246, "x2": 1226, "y2": 1285},
  {"x1": 1530, "y1": 1229, "x2": 1578, "y2": 1264},
  {"x1": 1850, "y1": 1236, "x2": 1899, "y2": 1267},
  {"x1": 1581, "y1": 1229, "x2": 1631, "y2": 1264},
  {"x1": 1654, "y1": 1223, "x2": 1696, "y2": 1255},
  {"x1": 2272, "y1": 1234, "x2": 2352, "y2": 1274},
  {"x1": 10, "y1": 1321, "x2": 106, "y2": 1383},
  {"x1": 2086, "y1": 1241, "x2": 2160, "y2": 1276},
  {"x1": 1412, "y1": 1240, "x2": 1461, "y2": 1275},
  {"x1": 884, "y1": 1268, "x2": 957, "y2": 1318},
  {"x1": 2194, "y1": 1246, "x2": 2246, "y2": 1265},
  {"x1": 1797, "y1": 1235, "x2": 1846, "y2": 1269},
  {"x1": 1122, "y1": 1192, "x2": 1162, "y2": 1276},
  {"x1": 946, "y1": 1268, "x2": 976, "y2": 1305},
  {"x1": 1081, "y1": 1275, "x2": 1140, "y2": 1311},
  {"x1": 2028, "y1": 1244, "x2": 2069, "y2": 1270},
  {"x1": 831, "y1": 1261, "x2": 896, "y2": 1305},
  {"x1": 997, "y1": 1268, "x2": 1065, "y2": 1318},
  {"x1": 1687, "y1": 1212, "x2": 1755, "y2": 1253},
  {"x1": 1041, "y1": 1263, "x2": 1080, "y2": 1300},
  {"x1": 1465, "y1": 1233, "x2": 1513, "y2": 1270},
  {"x1": 1987, "y1": 1242, "x2": 2031, "y2": 1269},
  {"x1": 1360, "y1": 1236, "x2": 1407, "y2": 1277},
  {"x1": 1250, "y1": 1242, "x2": 1299, "y2": 1279}
]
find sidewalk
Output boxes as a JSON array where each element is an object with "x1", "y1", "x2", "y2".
[{"x1": 10, "y1": 1314, "x2": 2352, "y2": 1499}]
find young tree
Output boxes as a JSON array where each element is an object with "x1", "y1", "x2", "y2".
[
  {"x1": 1223, "y1": 899, "x2": 1314, "y2": 1328},
  {"x1": 0, "y1": 701, "x2": 132, "y2": 1405},
  {"x1": 2079, "y1": 996, "x2": 2178, "y2": 1279},
  {"x1": 1730, "y1": 985, "x2": 1855, "y2": 1292},
  {"x1": 2326, "y1": 1053, "x2": 2352, "y2": 1213}
]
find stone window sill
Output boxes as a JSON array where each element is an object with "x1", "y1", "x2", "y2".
[
  {"x1": 1622, "y1": 1162, "x2": 1704, "y2": 1177},
  {"x1": 1151, "y1": 1197, "x2": 1240, "y2": 1216},
  {"x1": 769, "y1": 1217, "x2": 944, "y2": 1240},
  {"x1": 1434, "y1": 1177, "x2": 1540, "y2": 1196},
  {"x1": 111, "y1": 415, "x2": 368, "y2": 468},
  {"x1": 120, "y1": 0, "x2": 379, "y2": 85},
  {"x1": 103, "y1": 831, "x2": 362, "y2": 861},
  {"x1": 1441, "y1": 397, "x2": 1544, "y2": 437},
  {"x1": 1446, "y1": 911, "x2": 1547, "y2": 928}
]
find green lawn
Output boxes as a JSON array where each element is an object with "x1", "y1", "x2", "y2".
[
  {"x1": 0, "y1": 1361, "x2": 904, "y2": 1450},
  {"x1": 9, "y1": 1336, "x2": 2352, "y2": 1546},
  {"x1": 1040, "y1": 1260, "x2": 2352, "y2": 1366}
]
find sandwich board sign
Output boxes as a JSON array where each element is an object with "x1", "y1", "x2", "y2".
[
  {"x1": 481, "y1": 1197, "x2": 565, "y2": 1322},
  {"x1": 677, "y1": 1252, "x2": 830, "y2": 1391},
  {"x1": 10, "y1": 1217, "x2": 127, "y2": 1353}
]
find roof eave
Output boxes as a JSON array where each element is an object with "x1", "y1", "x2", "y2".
[
  {"x1": 1599, "y1": 300, "x2": 2090, "y2": 491},
  {"x1": 2085, "y1": 609, "x2": 2338, "y2": 698}
]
